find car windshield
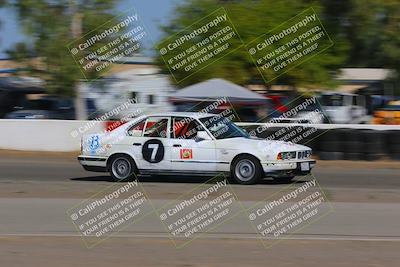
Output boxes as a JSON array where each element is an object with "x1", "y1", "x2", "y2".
[
  {"x1": 321, "y1": 94, "x2": 344, "y2": 107},
  {"x1": 200, "y1": 116, "x2": 249, "y2": 139},
  {"x1": 382, "y1": 104, "x2": 400, "y2": 111},
  {"x1": 22, "y1": 99, "x2": 55, "y2": 110}
]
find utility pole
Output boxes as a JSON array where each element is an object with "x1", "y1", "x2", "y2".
[{"x1": 70, "y1": 0, "x2": 87, "y2": 120}]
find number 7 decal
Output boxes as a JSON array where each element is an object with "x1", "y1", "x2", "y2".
[
  {"x1": 148, "y1": 144, "x2": 159, "y2": 161},
  {"x1": 142, "y1": 139, "x2": 165, "y2": 163}
]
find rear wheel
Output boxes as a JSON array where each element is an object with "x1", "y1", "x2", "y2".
[
  {"x1": 109, "y1": 155, "x2": 137, "y2": 182},
  {"x1": 231, "y1": 155, "x2": 262, "y2": 185}
]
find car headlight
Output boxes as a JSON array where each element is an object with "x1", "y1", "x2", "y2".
[
  {"x1": 277, "y1": 151, "x2": 297, "y2": 160},
  {"x1": 277, "y1": 150, "x2": 312, "y2": 160}
]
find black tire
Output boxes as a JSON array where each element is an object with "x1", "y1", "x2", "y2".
[
  {"x1": 344, "y1": 129, "x2": 361, "y2": 143},
  {"x1": 320, "y1": 141, "x2": 340, "y2": 152},
  {"x1": 231, "y1": 155, "x2": 262, "y2": 185},
  {"x1": 388, "y1": 144, "x2": 400, "y2": 154},
  {"x1": 344, "y1": 152, "x2": 362, "y2": 161},
  {"x1": 363, "y1": 142, "x2": 385, "y2": 154},
  {"x1": 363, "y1": 153, "x2": 384, "y2": 161},
  {"x1": 108, "y1": 154, "x2": 137, "y2": 182},
  {"x1": 320, "y1": 130, "x2": 339, "y2": 142},
  {"x1": 389, "y1": 153, "x2": 400, "y2": 160},
  {"x1": 387, "y1": 131, "x2": 400, "y2": 144},
  {"x1": 344, "y1": 141, "x2": 362, "y2": 153},
  {"x1": 362, "y1": 130, "x2": 384, "y2": 143},
  {"x1": 319, "y1": 151, "x2": 344, "y2": 160}
]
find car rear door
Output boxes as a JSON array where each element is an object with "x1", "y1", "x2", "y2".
[{"x1": 124, "y1": 116, "x2": 172, "y2": 171}]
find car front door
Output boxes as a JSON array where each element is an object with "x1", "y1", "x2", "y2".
[{"x1": 169, "y1": 117, "x2": 216, "y2": 174}]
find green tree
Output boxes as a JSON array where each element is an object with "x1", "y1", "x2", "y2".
[
  {"x1": 342, "y1": 0, "x2": 400, "y2": 94},
  {"x1": 8, "y1": 0, "x2": 118, "y2": 119},
  {"x1": 156, "y1": 0, "x2": 348, "y2": 89}
]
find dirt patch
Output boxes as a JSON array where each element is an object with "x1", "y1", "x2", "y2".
[{"x1": 0, "y1": 236, "x2": 399, "y2": 267}]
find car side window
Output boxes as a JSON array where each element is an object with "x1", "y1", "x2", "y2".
[
  {"x1": 127, "y1": 119, "x2": 146, "y2": 137},
  {"x1": 143, "y1": 117, "x2": 169, "y2": 138},
  {"x1": 352, "y1": 96, "x2": 357, "y2": 106},
  {"x1": 172, "y1": 117, "x2": 204, "y2": 140}
]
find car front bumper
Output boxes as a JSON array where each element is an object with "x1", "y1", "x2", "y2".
[{"x1": 261, "y1": 159, "x2": 316, "y2": 177}]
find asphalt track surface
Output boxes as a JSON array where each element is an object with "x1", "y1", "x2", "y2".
[
  {"x1": 1, "y1": 156, "x2": 400, "y2": 189},
  {"x1": 1, "y1": 155, "x2": 400, "y2": 266}
]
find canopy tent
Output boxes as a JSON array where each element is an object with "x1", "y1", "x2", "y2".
[{"x1": 170, "y1": 78, "x2": 269, "y2": 105}]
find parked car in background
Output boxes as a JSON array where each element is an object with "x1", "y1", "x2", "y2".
[
  {"x1": 267, "y1": 94, "x2": 290, "y2": 117},
  {"x1": 5, "y1": 96, "x2": 75, "y2": 120},
  {"x1": 372, "y1": 100, "x2": 400, "y2": 125},
  {"x1": 320, "y1": 92, "x2": 369, "y2": 124},
  {"x1": 0, "y1": 77, "x2": 45, "y2": 118}
]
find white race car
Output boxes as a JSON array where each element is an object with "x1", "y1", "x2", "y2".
[{"x1": 78, "y1": 112, "x2": 315, "y2": 184}]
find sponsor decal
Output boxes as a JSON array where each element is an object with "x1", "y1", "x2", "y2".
[
  {"x1": 180, "y1": 149, "x2": 193, "y2": 159},
  {"x1": 89, "y1": 135, "x2": 101, "y2": 155}
]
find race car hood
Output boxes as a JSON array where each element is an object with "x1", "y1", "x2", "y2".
[{"x1": 225, "y1": 137, "x2": 311, "y2": 155}]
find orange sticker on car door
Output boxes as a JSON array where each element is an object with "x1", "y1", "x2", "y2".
[{"x1": 180, "y1": 149, "x2": 193, "y2": 159}]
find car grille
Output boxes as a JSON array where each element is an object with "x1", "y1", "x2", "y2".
[
  {"x1": 278, "y1": 150, "x2": 312, "y2": 160},
  {"x1": 297, "y1": 150, "x2": 312, "y2": 159}
]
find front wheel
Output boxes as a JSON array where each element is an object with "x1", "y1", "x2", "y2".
[
  {"x1": 231, "y1": 155, "x2": 262, "y2": 185},
  {"x1": 109, "y1": 155, "x2": 137, "y2": 182}
]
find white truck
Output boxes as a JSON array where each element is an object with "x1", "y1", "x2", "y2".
[{"x1": 320, "y1": 92, "x2": 369, "y2": 124}]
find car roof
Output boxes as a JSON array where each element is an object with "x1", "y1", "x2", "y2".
[{"x1": 144, "y1": 112, "x2": 216, "y2": 119}]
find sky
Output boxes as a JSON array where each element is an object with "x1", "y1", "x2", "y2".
[{"x1": 0, "y1": 0, "x2": 183, "y2": 58}]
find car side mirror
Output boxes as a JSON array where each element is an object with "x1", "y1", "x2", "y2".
[{"x1": 196, "y1": 131, "x2": 211, "y2": 141}]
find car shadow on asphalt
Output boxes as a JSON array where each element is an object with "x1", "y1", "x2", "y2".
[
  {"x1": 70, "y1": 175, "x2": 307, "y2": 185},
  {"x1": 259, "y1": 179, "x2": 307, "y2": 185},
  {"x1": 71, "y1": 176, "x2": 112, "y2": 182},
  {"x1": 71, "y1": 175, "x2": 212, "y2": 183}
]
